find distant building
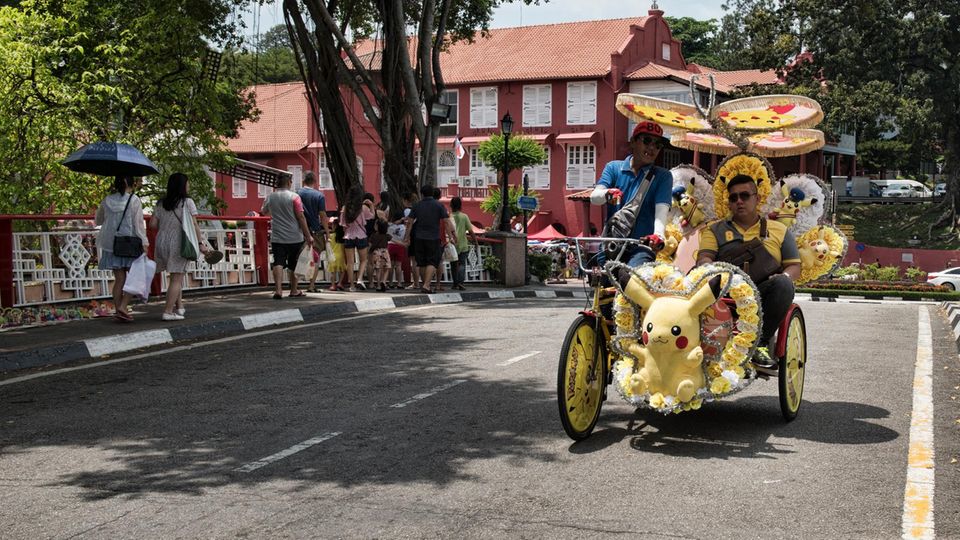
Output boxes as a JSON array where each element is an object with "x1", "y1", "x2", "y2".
[{"x1": 218, "y1": 7, "x2": 856, "y2": 235}]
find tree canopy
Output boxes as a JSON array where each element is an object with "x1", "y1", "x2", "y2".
[{"x1": 0, "y1": 0, "x2": 256, "y2": 215}]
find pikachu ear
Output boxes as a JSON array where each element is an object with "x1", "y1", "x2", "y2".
[
  {"x1": 781, "y1": 183, "x2": 790, "y2": 197},
  {"x1": 618, "y1": 269, "x2": 657, "y2": 311},
  {"x1": 688, "y1": 274, "x2": 723, "y2": 316}
]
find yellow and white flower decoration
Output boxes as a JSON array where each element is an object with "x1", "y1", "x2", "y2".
[
  {"x1": 796, "y1": 225, "x2": 848, "y2": 284},
  {"x1": 712, "y1": 153, "x2": 778, "y2": 219},
  {"x1": 608, "y1": 261, "x2": 762, "y2": 414}
]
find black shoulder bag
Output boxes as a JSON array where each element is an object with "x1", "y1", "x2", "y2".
[
  {"x1": 600, "y1": 166, "x2": 656, "y2": 239},
  {"x1": 112, "y1": 194, "x2": 144, "y2": 258}
]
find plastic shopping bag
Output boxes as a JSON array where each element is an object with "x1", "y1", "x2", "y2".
[
  {"x1": 122, "y1": 254, "x2": 157, "y2": 302},
  {"x1": 294, "y1": 244, "x2": 316, "y2": 278},
  {"x1": 442, "y1": 242, "x2": 458, "y2": 263}
]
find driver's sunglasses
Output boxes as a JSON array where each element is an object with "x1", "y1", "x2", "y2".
[
  {"x1": 637, "y1": 136, "x2": 665, "y2": 149},
  {"x1": 728, "y1": 191, "x2": 756, "y2": 203}
]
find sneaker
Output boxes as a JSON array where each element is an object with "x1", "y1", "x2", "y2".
[
  {"x1": 176, "y1": 307, "x2": 186, "y2": 317},
  {"x1": 752, "y1": 346, "x2": 777, "y2": 369},
  {"x1": 356, "y1": 281, "x2": 366, "y2": 291},
  {"x1": 162, "y1": 312, "x2": 185, "y2": 321}
]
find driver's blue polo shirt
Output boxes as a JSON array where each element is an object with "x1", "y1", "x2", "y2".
[{"x1": 596, "y1": 156, "x2": 674, "y2": 238}]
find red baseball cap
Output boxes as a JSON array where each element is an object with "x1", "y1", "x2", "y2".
[{"x1": 631, "y1": 121, "x2": 666, "y2": 141}]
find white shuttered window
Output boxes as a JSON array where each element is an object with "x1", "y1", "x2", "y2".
[
  {"x1": 565, "y1": 145, "x2": 596, "y2": 189},
  {"x1": 232, "y1": 177, "x2": 247, "y2": 198},
  {"x1": 566, "y1": 81, "x2": 597, "y2": 125},
  {"x1": 522, "y1": 147, "x2": 551, "y2": 189},
  {"x1": 287, "y1": 165, "x2": 303, "y2": 191},
  {"x1": 469, "y1": 87, "x2": 498, "y2": 128},
  {"x1": 318, "y1": 153, "x2": 333, "y2": 189},
  {"x1": 522, "y1": 84, "x2": 552, "y2": 127},
  {"x1": 469, "y1": 148, "x2": 497, "y2": 185}
]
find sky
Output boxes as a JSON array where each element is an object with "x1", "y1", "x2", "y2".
[{"x1": 240, "y1": 0, "x2": 729, "y2": 39}]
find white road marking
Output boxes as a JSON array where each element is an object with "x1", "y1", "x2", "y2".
[
  {"x1": 534, "y1": 290, "x2": 556, "y2": 298},
  {"x1": 497, "y1": 351, "x2": 541, "y2": 366},
  {"x1": 240, "y1": 309, "x2": 303, "y2": 330},
  {"x1": 389, "y1": 380, "x2": 466, "y2": 408},
  {"x1": 0, "y1": 304, "x2": 451, "y2": 387},
  {"x1": 85, "y1": 329, "x2": 172, "y2": 357},
  {"x1": 234, "y1": 431, "x2": 341, "y2": 473},
  {"x1": 488, "y1": 290, "x2": 514, "y2": 299},
  {"x1": 901, "y1": 307, "x2": 935, "y2": 540},
  {"x1": 429, "y1": 292, "x2": 462, "y2": 304},
  {"x1": 354, "y1": 297, "x2": 396, "y2": 311}
]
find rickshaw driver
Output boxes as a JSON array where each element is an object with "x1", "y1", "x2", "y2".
[
  {"x1": 696, "y1": 174, "x2": 801, "y2": 368},
  {"x1": 588, "y1": 121, "x2": 675, "y2": 267}
]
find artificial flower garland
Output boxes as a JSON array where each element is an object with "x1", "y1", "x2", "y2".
[
  {"x1": 712, "y1": 153, "x2": 774, "y2": 218},
  {"x1": 796, "y1": 225, "x2": 848, "y2": 284},
  {"x1": 609, "y1": 262, "x2": 762, "y2": 414}
]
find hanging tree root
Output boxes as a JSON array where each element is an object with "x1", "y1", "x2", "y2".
[{"x1": 926, "y1": 198, "x2": 957, "y2": 240}]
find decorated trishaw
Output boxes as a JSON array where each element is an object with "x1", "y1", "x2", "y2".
[{"x1": 558, "y1": 78, "x2": 848, "y2": 440}]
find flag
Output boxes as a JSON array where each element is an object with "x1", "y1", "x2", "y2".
[{"x1": 454, "y1": 136, "x2": 466, "y2": 160}]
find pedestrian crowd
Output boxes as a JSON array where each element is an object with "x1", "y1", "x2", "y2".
[{"x1": 95, "y1": 170, "x2": 482, "y2": 323}]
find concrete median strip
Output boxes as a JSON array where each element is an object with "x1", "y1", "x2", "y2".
[
  {"x1": 941, "y1": 302, "x2": 960, "y2": 348},
  {"x1": 0, "y1": 288, "x2": 583, "y2": 373}
]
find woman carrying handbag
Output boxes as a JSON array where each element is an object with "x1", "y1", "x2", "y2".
[
  {"x1": 150, "y1": 172, "x2": 210, "y2": 321},
  {"x1": 95, "y1": 175, "x2": 149, "y2": 322}
]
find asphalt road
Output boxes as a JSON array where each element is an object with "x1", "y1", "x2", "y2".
[{"x1": 1, "y1": 298, "x2": 959, "y2": 539}]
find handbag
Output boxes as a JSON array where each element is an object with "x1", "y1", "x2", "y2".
[
  {"x1": 177, "y1": 201, "x2": 199, "y2": 261},
  {"x1": 112, "y1": 194, "x2": 144, "y2": 258},
  {"x1": 122, "y1": 253, "x2": 156, "y2": 302}
]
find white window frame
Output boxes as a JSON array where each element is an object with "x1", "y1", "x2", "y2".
[
  {"x1": 522, "y1": 146, "x2": 551, "y2": 189},
  {"x1": 258, "y1": 183, "x2": 273, "y2": 199},
  {"x1": 287, "y1": 165, "x2": 303, "y2": 191},
  {"x1": 522, "y1": 84, "x2": 552, "y2": 127},
  {"x1": 566, "y1": 81, "x2": 597, "y2": 125},
  {"x1": 441, "y1": 89, "x2": 458, "y2": 130},
  {"x1": 662, "y1": 43, "x2": 671, "y2": 61},
  {"x1": 318, "y1": 152, "x2": 333, "y2": 189},
  {"x1": 232, "y1": 177, "x2": 247, "y2": 198},
  {"x1": 355, "y1": 155, "x2": 364, "y2": 184},
  {"x1": 469, "y1": 147, "x2": 496, "y2": 186},
  {"x1": 469, "y1": 86, "x2": 498, "y2": 128},
  {"x1": 565, "y1": 144, "x2": 596, "y2": 189},
  {"x1": 437, "y1": 149, "x2": 457, "y2": 187}
]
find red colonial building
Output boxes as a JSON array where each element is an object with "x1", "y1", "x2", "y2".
[{"x1": 217, "y1": 7, "x2": 856, "y2": 235}]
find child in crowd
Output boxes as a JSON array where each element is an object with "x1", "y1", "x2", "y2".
[
  {"x1": 368, "y1": 219, "x2": 392, "y2": 292},
  {"x1": 327, "y1": 220, "x2": 347, "y2": 291},
  {"x1": 386, "y1": 219, "x2": 407, "y2": 289}
]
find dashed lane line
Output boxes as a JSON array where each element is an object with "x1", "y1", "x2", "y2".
[
  {"x1": 234, "y1": 432, "x2": 342, "y2": 473},
  {"x1": 497, "y1": 351, "x2": 542, "y2": 367},
  {"x1": 901, "y1": 307, "x2": 935, "y2": 540},
  {"x1": 389, "y1": 380, "x2": 466, "y2": 408}
]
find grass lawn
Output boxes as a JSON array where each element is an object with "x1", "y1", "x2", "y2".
[{"x1": 834, "y1": 201, "x2": 960, "y2": 250}]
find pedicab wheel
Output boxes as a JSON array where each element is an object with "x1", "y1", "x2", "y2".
[
  {"x1": 558, "y1": 315, "x2": 606, "y2": 440},
  {"x1": 778, "y1": 308, "x2": 806, "y2": 421}
]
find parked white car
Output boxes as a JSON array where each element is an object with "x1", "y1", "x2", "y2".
[
  {"x1": 934, "y1": 183, "x2": 947, "y2": 197},
  {"x1": 883, "y1": 185, "x2": 917, "y2": 197},
  {"x1": 927, "y1": 267, "x2": 960, "y2": 291}
]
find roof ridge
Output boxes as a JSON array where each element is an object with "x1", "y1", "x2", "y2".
[{"x1": 487, "y1": 15, "x2": 647, "y2": 32}]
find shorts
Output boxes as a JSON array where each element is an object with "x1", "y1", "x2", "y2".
[
  {"x1": 413, "y1": 238, "x2": 441, "y2": 268},
  {"x1": 272, "y1": 242, "x2": 303, "y2": 270},
  {"x1": 387, "y1": 243, "x2": 406, "y2": 265},
  {"x1": 343, "y1": 237, "x2": 369, "y2": 249},
  {"x1": 371, "y1": 248, "x2": 391, "y2": 270}
]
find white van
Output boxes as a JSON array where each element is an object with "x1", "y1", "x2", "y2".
[{"x1": 875, "y1": 179, "x2": 932, "y2": 198}]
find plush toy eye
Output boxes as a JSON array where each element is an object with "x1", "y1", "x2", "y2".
[
  {"x1": 646, "y1": 322, "x2": 653, "y2": 332},
  {"x1": 671, "y1": 326, "x2": 682, "y2": 336}
]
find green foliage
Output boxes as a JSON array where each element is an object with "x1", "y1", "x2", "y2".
[
  {"x1": 476, "y1": 134, "x2": 548, "y2": 174},
  {"x1": 833, "y1": 265, "x2": 860, "y2": 278},
  {"x1": 0, "y1": 0, "x2": 255, "y2": 215},
  {"x1": 875, "y1": 266, "x2": 901, "y2": 282},
  {"x1": 527, "y1": 252, "x2": 552, "y2": 282},
  {"x1": 905, "y1": 266, "x2": 927, "y2": 282},
  {"x1": 664, "y1": 16, "x2": 720, "y2": 66},
  {"x1": 222, "y1": 25, "x2": 300, "y2": 85},
  {"x1": 482, "y1": 254, "x2": 501, "y2": 274},
  {"x1": 479, "y1": 185, "x2": 538, "y2": 219}
]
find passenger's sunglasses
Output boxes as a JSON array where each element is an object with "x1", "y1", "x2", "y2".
[
  {"x1": 728, "y1": 191, "x2": 756, "y2": 203},
  {"x1": 636, "y1": 136, "x2": 665, "y2": 149}
]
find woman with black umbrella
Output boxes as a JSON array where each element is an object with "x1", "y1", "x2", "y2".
[{"x1": 95, "y1": 175, "x2": 148, "y2": 322}]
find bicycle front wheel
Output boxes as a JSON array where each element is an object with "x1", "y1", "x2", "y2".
[{"x1": 557, "y1": 315, "x2": 606, "y2": 440}]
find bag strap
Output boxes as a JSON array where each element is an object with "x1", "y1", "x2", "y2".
[
  {"x1": 620, "y1": 165, "x2": 656, "y2": 209},
  {"x1": 116, "y1": 193, "x2": 134, "y2": 233}
]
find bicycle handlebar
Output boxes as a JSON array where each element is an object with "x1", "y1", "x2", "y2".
[{"x1": 566, "y1": 237, "x2": 656, "y2": 275}]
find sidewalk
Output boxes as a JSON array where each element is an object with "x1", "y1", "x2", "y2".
[{"x1": 0, "y1": 281, "x2": 588, "y2": 373}]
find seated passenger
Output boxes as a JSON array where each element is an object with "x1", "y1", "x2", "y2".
[{"x1": 695, "y1": 174, "x2": 801, "y2": 368}]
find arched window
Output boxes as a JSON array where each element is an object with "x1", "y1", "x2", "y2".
[{"x1": 437, "y1": 150, "x2": 457, "y2": 187}]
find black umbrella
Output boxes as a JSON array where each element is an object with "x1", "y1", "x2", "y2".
[{"x1": 62, "y1": 141, "x2": 159, "y2": 176}]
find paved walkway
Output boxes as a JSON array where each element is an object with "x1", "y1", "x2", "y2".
[{"x1": 0, "y1": 282, "x2": 588, "y2": 373}]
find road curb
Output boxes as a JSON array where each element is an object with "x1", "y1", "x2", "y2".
[
  {"x1": 0, "y1": 289, "x2": 586, "y2": 373},
  {"x1": 940, "y1": 302, "x2": 960, "y2": 350}
]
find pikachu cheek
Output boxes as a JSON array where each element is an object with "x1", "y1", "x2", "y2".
[
  {"x1": 675, "y1": 336, "x2": 689, "y2": 350},
  {"x1": 642, "y1": 331, "x2": 649, "y2": 345}
]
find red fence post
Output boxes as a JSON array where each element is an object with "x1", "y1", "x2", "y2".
[
  {"x1": 0, "y1": 217, "x2": 13, "y2": 308},
  {"x1": 253, "y1": 218, "x2": 270, "y2": 286}
]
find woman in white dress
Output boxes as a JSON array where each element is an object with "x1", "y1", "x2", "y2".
[{"x1": 95, "y1": 175, "x2": 148, "y2": 322}]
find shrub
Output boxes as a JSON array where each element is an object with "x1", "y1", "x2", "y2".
[
  {"x1": 833, "y1": 265, "x2": 860, "y2": 278},
  {"x1": 860, "y1": 263, "x2": 881, "y2": 280},
  {"x1": 482, "y1": 254, "x2": 501, "y2": 274},
  {"x1": 527, "y1": 252, "x2": 552, "y2": 282},
  {"x1": 875, "y1": 266, "x2": 901, "y2": 281},
  {"x1": 904, "y1": 266, "x2": 927, "y2": 282}
]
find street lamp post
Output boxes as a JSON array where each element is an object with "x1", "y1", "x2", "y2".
[{"x1": 499, "y1": 112, "x2": 514, "y2": 232}]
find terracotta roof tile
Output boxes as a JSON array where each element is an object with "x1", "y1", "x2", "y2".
[
  {"x1": 355, "y1": 17, "x2": 648, "y2": 84},
  {"x1": 709, "y1": 68, "x2": 781, "y2": 87},
  {"x1": 228, "y1": 82, "x2": 310, "y2": 154},
  {"x1": 625, "y1": 63, "x2": 780, "y2": 93}
]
